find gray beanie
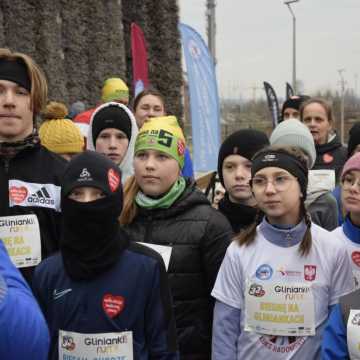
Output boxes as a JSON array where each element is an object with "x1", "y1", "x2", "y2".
[{"x1": 270, "y1": 118, "x2": 316, "y2": 169}]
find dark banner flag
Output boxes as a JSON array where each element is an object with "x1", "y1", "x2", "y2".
[
  {"x1": 263, "y1": 82, "x2": 280, "y2": 128},
  {"x1": 286, "y1": 82, "x2": 294, "y2": 99},
  {"x1": 131, "y1": 23, "x2": 149, "y2": 96}
]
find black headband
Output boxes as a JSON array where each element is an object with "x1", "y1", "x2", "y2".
[
  {"x1": 251, "y1": 150, "x2": 308, "y2": 198},
  {"x1": 0, "y1": 58, "x2": 31, "y2": 91}
]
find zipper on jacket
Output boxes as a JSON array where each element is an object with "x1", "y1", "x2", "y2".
[{"x1": 144, "y1": 216, "x2": 153, "y2": 244}]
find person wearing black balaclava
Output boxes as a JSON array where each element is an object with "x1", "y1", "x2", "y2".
[{"x1": 32, "y1": 151, "x2": 178, "y2": 360}]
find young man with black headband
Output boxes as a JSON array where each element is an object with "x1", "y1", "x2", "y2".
[{"x1": 0, "y1": 48, "x2": 66, "y2": 283}]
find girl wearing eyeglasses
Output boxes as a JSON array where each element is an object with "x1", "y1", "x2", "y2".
[
  {"x1": 322, "y1": 152, "x2": 360, "y2": 359},
  {"x1": 212, "y1": 146, "x2": 353, "y2": 360}
]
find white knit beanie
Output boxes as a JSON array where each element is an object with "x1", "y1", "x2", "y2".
[{"x1": 270, "y1": 118, "x2": 316, "y2": 169}]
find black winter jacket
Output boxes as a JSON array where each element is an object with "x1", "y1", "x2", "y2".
[
  {"x1": 0, "y1": 143, "x2": 66, "y2": 282},
  {"x1": 124, "y1": 182, "x2": 232, "y2": 360},
  {"x1": 314, "y1": 132, "x2": 347, "y2": 182}
]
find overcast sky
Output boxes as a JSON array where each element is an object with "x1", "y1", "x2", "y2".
[{"x1": 179, "y1": 0, "x2": 360, "y2": 100}]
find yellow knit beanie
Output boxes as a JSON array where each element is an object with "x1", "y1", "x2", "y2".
[
  {"x1": 39, "y1": 102, "x2": 84, "y2": 154},
  {"x1": 101, "y1": 78, "x2": 129, "y2": 103}
]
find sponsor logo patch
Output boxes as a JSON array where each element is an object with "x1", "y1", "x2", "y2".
[
  {"x1": 9, "y1": 186, "x2": 28, "y2": 204},
  {"x1": 102, "y1": 294, "x2": 125, "y2": 318},
  {"x1": 248, "y1": 283, "x2": 265, "y2": 297},
  {"x1": 108, "y1": 168, "x2": 120, "y2": 192},
  {"x1": 323, "y1": 153, "x2": 334, "y2": 164},
  {"x1": 177, "y1": 139, "x2": 185, "y2": 156},
  {"x1": 8, "y1": 180, "x2": 61, "y2": 211},
  {"x1": 263, "y1": 154, "x2": 277, "y2": 162},
  {"x1": 61, "y1": 335, "x2": 76, "y2": 351},
  {"x1": 53, "y1": 288, "x2": 72, "y2": 300},
  {"x1": 256, "y1": 264, "x2": 273, "y2": 280},
  {"x1": 80, "y1": 168, "x2": 91, "y2": 178},
  {"x1": 352, "y1": 251, "x2": 360, "y2": 267},
  {"x1": 352, "y1": 312, "x2": 360, "y2": 326},
  {"x1": 304, "y1": 265, "x2": 316, "y2": 281},
  {"x1": 277, "y1": 266, "x2": 302, "y2": 278}
]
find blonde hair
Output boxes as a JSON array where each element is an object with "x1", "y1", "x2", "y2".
[
  {"x1": 0, "y1": 48, "x2": 48, "y2": 116},
  {"x1": 235, "y1": 145, "x2": 312, "y2": 256},
  {"x1": 119, "y1": 175, "x2": 140, "y2": 225}
]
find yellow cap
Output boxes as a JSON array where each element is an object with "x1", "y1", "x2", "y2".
[
  {"x1": 39, "y1": 102, "x2": 84, "y2": 154},
  {"x1": 101, "y1": 78, "x2": 129, "y2": 103}
]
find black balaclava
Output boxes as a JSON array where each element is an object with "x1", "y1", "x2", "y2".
[{"x1": 60, "y1": 150, "x2": 128, "y2": 281}]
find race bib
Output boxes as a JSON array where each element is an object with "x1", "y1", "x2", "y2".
[
  {"x1": 308, "y1": 169, "x2": 336, "y2": 192},
  {"x1": 136, "y1": 242, "x2": 172, "y2": 271},
  {"x1": 0, "y1": 214, "x2": 41, "y2": 268},
  {"x1": 244, "y1": 280, "x2": 315, "y2": 336},
  {"x1": 59, "y1": 330, "x2": 133, "y2": 359},
  {"x1": 347, "y1": 310, "x2": 360, "y2": 360}
]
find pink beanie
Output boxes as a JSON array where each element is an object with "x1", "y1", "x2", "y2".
[{"x1": 341, "y1": 152, "x2": 360, "y2": 180}]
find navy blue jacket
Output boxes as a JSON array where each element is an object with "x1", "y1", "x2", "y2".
[
  {"x1": 0, "y1": 240, "x2": 49, "y2": 359},
  {"x1": 32, "y1": 242, "x2": 178, "y2": 360}
]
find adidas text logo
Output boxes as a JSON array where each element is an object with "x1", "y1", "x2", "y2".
[{"x1": 28, "y1": 187, "x2": 55, "y2": 206}]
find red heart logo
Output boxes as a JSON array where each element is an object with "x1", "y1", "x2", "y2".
[
  {"x1": 352, "y1": 252, "x2": 360, "y2": 267},
  {"x1": 108, "y1": 169, "x2": 120, "y2": 193},
  {"x1": 102, "y1": 294, "x2": 125, "y2": 318},
  {"x1": 9, "y1": 186, "x2": 28, "y2": 204},
  {"x1": 323, "y1": 153, "x2": 334, "y2": 164}
]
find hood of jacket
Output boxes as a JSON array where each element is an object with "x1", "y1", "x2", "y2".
[{"x1": 87, "y1": 102, "x2": 138, "y2": 183}]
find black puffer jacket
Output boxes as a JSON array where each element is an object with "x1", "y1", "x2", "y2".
[
  {"x1": 0, "y1": 143, "x2": 66, "y2": 283},
  {"x1": 313, "y1": 132, "x2": 347, "y2": 182},
  {"x1": 124, "y1": 182, "x2": 232, "y2": 360}
]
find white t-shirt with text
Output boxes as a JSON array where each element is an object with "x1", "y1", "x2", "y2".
[{"x1": 212, "y1": 223, "x2": 353, "y2": 360}]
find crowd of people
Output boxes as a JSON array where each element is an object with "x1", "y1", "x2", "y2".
[{"x1": 1, "y1": 47, "x2": 360, "y2": 360}]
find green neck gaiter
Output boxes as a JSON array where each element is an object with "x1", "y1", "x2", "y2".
[{"x1": 135, "y1": 177, "x2": 186, "y2": 209}]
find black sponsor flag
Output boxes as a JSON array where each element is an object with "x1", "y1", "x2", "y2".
[
  {"x1": 263, "y1": 81, "x2": 280, "y2": 128},
  {"x1": 286, "y1": 82, "x2": 294, "y2": 99}
]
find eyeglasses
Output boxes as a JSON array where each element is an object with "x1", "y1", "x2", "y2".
[
  {"x1": 342, "y1": 175, "x2": 360, "y2": 192},
  {"x1": 251, "y1": 175, "x2": 297, "y2": 192}
]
